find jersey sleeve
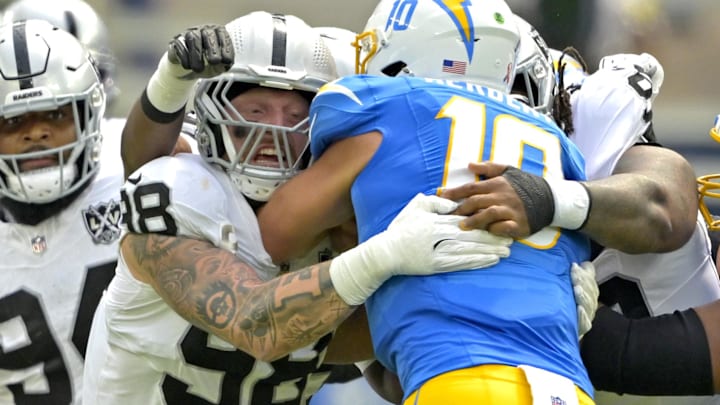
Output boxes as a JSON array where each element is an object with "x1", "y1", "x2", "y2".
[
  {"x1": 120, "y1": 154, "x2": 233, "y2": 249},
  {"x1": 569, "y1": 67, "x2": 653, "y2": 180},
  {"x1": 309, "y1": 75, "x2": 383, "y2": 158}
]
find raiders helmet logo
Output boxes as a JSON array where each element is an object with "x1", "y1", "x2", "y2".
[{"x1": 82, "y1": 199, "x2": 122, "y2": 244}]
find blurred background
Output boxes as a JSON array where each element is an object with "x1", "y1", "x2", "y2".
[
  {"x1": 29, "y1": 0, "x2": 715, "y2": 177},
  {"x1": 1, "y1": 0, "x2": 716, "y2": 403},
  {"x1": 0, "y1": 0, "x2": 710, "y2": 172}
]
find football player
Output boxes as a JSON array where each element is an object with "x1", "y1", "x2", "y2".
[
  {"x1": 441, "y1": 21, "x2": 720, "y2": 405},
  {"x1": 258, "y1": 1, "x2": 596, "y2": 404},
  {"x1": 81, "y1": 12, "x2": 511, "y2": 405},
  {"x1": 0, "y1": 20, "x2": 122, "y2": 404}
]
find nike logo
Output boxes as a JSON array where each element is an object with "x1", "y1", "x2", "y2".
[
  {"x1": 127, "y1": 174, "x2": 142, "y2": 185},
  {"x1": 433, "y1": 238, "x2": 452, "y2": 250}
]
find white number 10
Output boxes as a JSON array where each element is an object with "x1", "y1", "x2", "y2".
[{"x1": 437, "y1": 96, "x2": 563, "y2": 248}]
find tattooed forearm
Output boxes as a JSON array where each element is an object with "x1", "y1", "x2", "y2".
[
  {"x1": 157, "y1": 268, "x2": 194, "y2": 303},
  {"x1": 127, "y1": 232, "x2": 183, "y2": 265},
  {"x1": 196, "y1": 282, "x2": 237, "y2": 329},
  {"x1": 234, "y1": 263, "x2": 352, "y2": 358},
  {"x1": 122, "y1": 233, "x2": 356, "y2": 361}
]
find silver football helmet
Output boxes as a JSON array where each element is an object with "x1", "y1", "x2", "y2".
[
  {"x1": 512, "y1": 15, "x2": 555, "y2": 113},
  {"x1": 315, "y1": 26, "x2": 357, "y2": 77},
  {"x1": 0, "y1": 19, "x2": 105, "y2": 204},
  {"x1": 3, "y1": 0, "x2": 118, "y2": 105},
  {"x1": 194, "y1": 11, "x2": 337, "y2": 202},
  {"x1": 356, "y1": 0, "x2": 520, "y2": 92}
]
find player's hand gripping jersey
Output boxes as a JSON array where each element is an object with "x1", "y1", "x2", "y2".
[
  {"x1": 0, "y1": 124, "x2": 124, "y2": 404},
  {"x1": 309, "y1": 75, "x2": 593, "y2": 399},
  {"x1": 82, "y1": 154, "x2": 333, "y2": 405},
  {"x1": 571, "y1": 59, "x2": 720, "y2": 405}
]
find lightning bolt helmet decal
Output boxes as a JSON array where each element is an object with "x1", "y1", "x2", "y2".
[{"x1": 433, "y1": 0, "x2": 475, "y2": 62}]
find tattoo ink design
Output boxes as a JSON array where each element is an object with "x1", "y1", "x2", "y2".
[
  {"x1": 196, "y1": 282, "x2": 236, "y2": 329},
  {"x1": 158, "y1": 268, "x2": 194, "y2": 304}
]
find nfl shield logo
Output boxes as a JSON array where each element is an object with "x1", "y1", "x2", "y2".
[
  {"x1": 31, "y1": 235, "x2": 47, "y2": 254},
  {"x1": 551, "y1": 396, "x2": 567, "y2": 405},
  {"x1": 82, "y1": 199, "x2": 122, "y2": 244}
]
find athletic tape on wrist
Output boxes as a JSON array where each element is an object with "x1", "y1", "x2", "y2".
[
  {"x1": 144, "y1": 54, "x2": 195, "y2": 117},
  {"x1": 547, "y1": 179, "x2": 591, "y2": 230},
  {"x1": 140, "y1": 89, "x2": 185, "y2": 124}
]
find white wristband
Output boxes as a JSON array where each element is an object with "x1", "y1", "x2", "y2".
[
  {"x1": 145, "y1": 52, "x2": 195, "y2": 114},
  {"x1": 546, "y1": 179, "x2": 590, "y2": 230}
]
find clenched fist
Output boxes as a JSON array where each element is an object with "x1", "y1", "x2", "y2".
[{"x1": 167, "y1": 24, "x2": 234, "y2": 80}]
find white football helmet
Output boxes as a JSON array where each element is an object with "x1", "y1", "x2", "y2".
[
  {"x1": 512, "y1": 15, "x2": 555, "y2": 113},
  {"x1": 356, "y1": 0, "x2": 520, "y2": 92},
  {"x1": 194, "y1": 11, "x2": 337, "y2": 202},
  {"x1": 3, "y1": 0, "x2": 118, "y2": 105},
  {"x1": 0, "y1": 19, "x2": 105, "y2": 204},
  {"x1": 315, "y1": 26, "x2": 357, "y2": 77}
]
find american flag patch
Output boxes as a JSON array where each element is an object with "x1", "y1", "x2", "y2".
[{"x1": 442, "y1": 59, "x2": 467, "y2": 75}]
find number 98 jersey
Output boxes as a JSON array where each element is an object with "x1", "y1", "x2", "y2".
[{"x1": 82, "y1": 153, "x2": 333, "y2": 405}]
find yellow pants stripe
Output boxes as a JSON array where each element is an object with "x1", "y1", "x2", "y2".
[{"x1": 403, "y1": 364, "x2": 594, "y2": 405}]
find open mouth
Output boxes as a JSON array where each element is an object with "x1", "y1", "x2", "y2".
[{"x1": 250, "y1": 146, "x2": 288, "y2": 168}]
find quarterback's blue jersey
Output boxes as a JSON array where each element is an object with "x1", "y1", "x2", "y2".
[{"x1": 310, "y1": 75, "x2": 592, "y2": 398}]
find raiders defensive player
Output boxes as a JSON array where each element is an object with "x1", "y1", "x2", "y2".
[
  {"x1": 81, "y1": 12, "x2": 511, "y2": 405},
  {"x1": 0, "y1": 20, "x2": 122, "y2": 404}
]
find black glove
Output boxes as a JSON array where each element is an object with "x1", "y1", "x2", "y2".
[{"x1": 168, "y1": 24, "x2": 234, "y2": 79}]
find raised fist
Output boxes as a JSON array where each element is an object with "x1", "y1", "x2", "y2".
[{"x1": 167, "y1": 24, "x2": 234, "y2": 80}]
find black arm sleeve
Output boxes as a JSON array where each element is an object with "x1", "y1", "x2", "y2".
[{"x1": 580, "y1": 306, "x2": 714, "y2": 396}]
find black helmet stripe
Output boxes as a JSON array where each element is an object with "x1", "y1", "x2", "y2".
[
  {"x1": 270, "y1": 14, "x2": 287, "y2": 67},
  {"x1": 12, "y1": 21, "x2": 33, "y2": 89},
  {"x1": 63, "y1": 10, "x2": 78, "y2": 38}
]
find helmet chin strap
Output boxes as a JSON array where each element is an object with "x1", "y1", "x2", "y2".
[
  {"x1": 6, "y1": 162, "x2": 78, "y2": 204},
  {"x1": 229, "y1": 171, "x2": 283, "y2": 202}
]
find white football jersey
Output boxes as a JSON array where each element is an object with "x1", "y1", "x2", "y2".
[
  {"x1": 571, "y1": 66, "x2": 720, "y2": 404},
  {"x1": 82, "y1": 154, "x2": 333, "y2": 405},
  {"x1": 0, "y1": 121, "x2": 124, "y2": 405}
]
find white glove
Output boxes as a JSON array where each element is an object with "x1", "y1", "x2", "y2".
[
  {"x1": 598, "y1": 52, "x2": 664, "y2": 103},
  {"x1": 571, "y1": 261, "x2": 599, "y2": 338},
  {"x1": 330, "y1": 193, "x2": 513, "y2": 305},
  {"x1": 146, "y1": 25, "x2": 234, "y2": 114}
]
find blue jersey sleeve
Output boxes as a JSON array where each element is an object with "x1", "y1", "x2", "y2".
[
  {"x1": 561, "y1": 138, "x2": 587, "y2": 181},
  {"x1": 309, "y1": 75, "x2": 385, "y2": 158}
]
